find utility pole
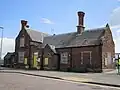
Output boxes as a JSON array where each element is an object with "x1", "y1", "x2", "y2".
[{"x1": 0, "y1": 27, "x2": 4, "y2": 60}]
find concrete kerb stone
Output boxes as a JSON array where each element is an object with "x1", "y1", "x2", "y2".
[
  {"x1": 0, "y1": 70, "x2": 64, "y2": 80},
  {"x1": 83, "y1": 82, "x2": 120, "y2": 88},
  {"x1": 1, "y1": 70, "x2": 120, "y2": 88}
]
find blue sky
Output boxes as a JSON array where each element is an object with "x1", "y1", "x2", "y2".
[{"x1": 0, "y1": 0, "x2": 120, "y2": 56}]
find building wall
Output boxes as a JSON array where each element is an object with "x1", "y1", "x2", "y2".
[
  {"x1": 29, "y1": 43, "x2": 42, "y2": 69},
  {"x1": 101, "y1": 27, "x2": 115, "y2": 69},
  {"x1": 57, "y1": 48, "x2": 71, "y2": 71},
  {"x1": 43, "y1": 45, "x2": 58, "y2": 70},
  {"x1": 57, "y1": 45, "x2": 102, "y2": 72},
  {"x1": 38, "y1": 48, "x2": 44, "y2": 69},
  {"x1": 15, "y1": 28, "x2": 31, "y2": 67},
  {"x1": 72, "y1": 45, "x2": 102, "y2": 72},
  {"x1": 4, "y1": 53, "x2": 15, "y2": 67}
]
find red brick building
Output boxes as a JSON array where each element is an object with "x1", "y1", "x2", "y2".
[
  {"x1": 14, "y1": 20, "x2": 48, "y2": 69},
  {"x1": 14, "y1": 11, "x2": 115, "y2": 72},
  {"x1": 42, "y1": 11, "x2": 115, "y2": 72}
]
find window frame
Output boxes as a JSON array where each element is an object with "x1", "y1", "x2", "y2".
[
  {"x1": 80, "y1": 51, "x2": 92, "y2": 65},
  {"x1": 20, "y1": 37, "x2": 25, "y2": 47},
  {"x1": 60, "y1": 52, "x2": 68, "y2": 64},
  {"x1": 18, "y1": 51, "x2": 24, "y2": 63}
]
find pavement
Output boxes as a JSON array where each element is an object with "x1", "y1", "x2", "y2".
[
  {"x1": 1, "y1": 73, "x2": 118, "y2": 90},
  {"x1": 0, "y1": 68, "x2": 120, "y2": 88}
]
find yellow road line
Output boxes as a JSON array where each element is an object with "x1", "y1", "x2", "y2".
[
  {"x1": 7, "y1": 72, "x2": 120, "y2": 90},
  {"x1": 62, "y1": 77, "x2": 92, "y2": 82},
  {"x1": 44, "y1": 77, "x2": 120, "y2": 89}
]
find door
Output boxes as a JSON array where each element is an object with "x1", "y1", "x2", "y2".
[{"x1": 83, "y1": 51, "x2": 91, "y2": 68}]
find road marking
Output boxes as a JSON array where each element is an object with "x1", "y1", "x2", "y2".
[
  {"x1": 59, "y1": 79, "x2": 120, "y2": 89},
  {"x1": 23, "y1": 74, "x2": 120, "y2": 89},
  {"x1": 1, "y1": 71, "x2": 120, "y2": 89},
  {"x1": 62, "y1": 77, "x2": 92, "y2": 82}
]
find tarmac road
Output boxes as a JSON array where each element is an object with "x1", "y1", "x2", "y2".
[{"x1": 0, "y1": 73, "x2": 119, "y2": 90}]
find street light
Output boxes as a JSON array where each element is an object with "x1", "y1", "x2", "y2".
[{"x1": 0, "y1": 27, "x2": 4, "y2": 60}]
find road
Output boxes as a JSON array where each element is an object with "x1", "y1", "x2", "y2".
[{"x1": 0, "y1": 73, "x2": 119, "y2": 90}]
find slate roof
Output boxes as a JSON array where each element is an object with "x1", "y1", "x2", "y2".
[
  {"x1": 4, "y1": 52, "x2": 14, "y2": 60},
  {"x1": 43, "y1": 32, "x2": 77, "y2": 48},
  {"x1": 43, "y1": 27, "x2": 106, "y2": 48},
  {"x1": 25, "y1": 26, "x2": 107, "y2": 48},
  {"x1": 26, "y1": 29, "x2": 49, "y2": 42},
  {"x1": 48, "y1": 44, "x2": 57, "y2": 53}
]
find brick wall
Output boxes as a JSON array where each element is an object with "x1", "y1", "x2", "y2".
[{"x1": 101, "y1": 27, "x2": 115, "y2": 69}]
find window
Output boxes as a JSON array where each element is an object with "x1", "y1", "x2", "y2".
[
  {"x1": 81, "y1": 51, "x2": 92, "y2": 65},
  {"x1": 104, "y1": 58, "x2": 108, "y2": 66},
  {"x1": 81, "y1": 52, "x2": 83, "y2": 64},
  {"x1": 20, "y1": 37, "x2": 24, "y2": 47},
  {"x1": 24, "y1": 58, "x2": 27, "y2": 64},
  {"x1": 60, "y1": 52, "x2": 68, "y2": 64},
  {"x1": 44, "y1": 58, "x2": 48, "y2": 65},
  {"x1": 18, "y1": 52, "x2": 24, "y2": 63},
  {"x1": 107, "y1": 52, "x2": 112, "y2": 64}
]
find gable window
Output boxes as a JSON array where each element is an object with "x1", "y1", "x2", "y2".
[
  {"x1": 60, "y1": 52, "x2": 68, "y2": 64},
  {"x1": 20, "y1": 37, "x2": 25, "y2": 47},
  {"x1": 18, "y1": 52, "x2": 24, "y2": 63}
]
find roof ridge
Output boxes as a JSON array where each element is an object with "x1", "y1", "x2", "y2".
[
  {"x1": 45, "y1": 32, "x2": 76, "y2": 37},
  {"x1": 85, "y1": 26, "x2": 106, "y2": 32},
  {"x1": 26, "y1": 28, "x2": 49, "y2": 35}
]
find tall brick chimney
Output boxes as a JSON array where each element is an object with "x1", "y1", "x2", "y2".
[
  {"x1": 77, "y1": 11, "x2": 85, "y2": 34},
  {"x1": 21, "y1": 20, "x2": 27, "y2": 28}
]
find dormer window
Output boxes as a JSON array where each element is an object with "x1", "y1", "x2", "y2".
[{"x1": 20, "y1": 37, "x2": 25, "y2": 47}]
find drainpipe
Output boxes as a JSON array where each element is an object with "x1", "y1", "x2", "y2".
[
  {"x1": 70, "y1": 48, "x2": 72, "y2": 69},
  {"x1": 41, "y1": 48, "x2": 44, "y2": 70},
  {"x1": 29, "y1": 42, "x2": 31, "y2": 69}
]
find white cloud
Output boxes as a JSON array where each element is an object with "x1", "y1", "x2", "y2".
[
  {"x1": 40, "y1": 18, "x2": 54, "y2": 24},
  {"x1": 109, "y1": 7, "x2": 120, "y2": 53},
  {"x1": 1, "y1": 38, "x2": 15, "y2": 59},
  {"x1": 111, "y1": 25, "x2": 120, "y2": 29},
  {"x1": 109, "y1": 7, "x2": 120, "y2": 27}
]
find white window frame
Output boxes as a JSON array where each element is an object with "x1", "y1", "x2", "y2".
[{"x1": 60, "y1": 52, "x2": 68, "y2": 64}]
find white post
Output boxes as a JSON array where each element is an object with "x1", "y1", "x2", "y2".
[{"x1": 0, "y1": 27, "x2": 3, "y2": 60}]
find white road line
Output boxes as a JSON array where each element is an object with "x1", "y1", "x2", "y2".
[{"x1": 22, "y1": 74, "x2": 120, "y2": 89}]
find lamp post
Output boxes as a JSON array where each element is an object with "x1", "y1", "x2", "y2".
[{"x1": 0, "y1": 27, "x2": 4, "y2": 60}]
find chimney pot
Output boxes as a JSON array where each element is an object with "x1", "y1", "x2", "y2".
[
  {"x1": 21, "y1": 20, "x2": 27, "y2": 28},
  {"x1": 77, "y1": 11, "x2": 85, "y2": 26},
  {"x1": 78, "y1": 11, "x2": 85, "y2": 16}
]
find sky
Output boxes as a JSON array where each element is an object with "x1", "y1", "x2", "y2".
[{"x1": 0, "y1": 0, "x2": 120, "y2": 58}]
